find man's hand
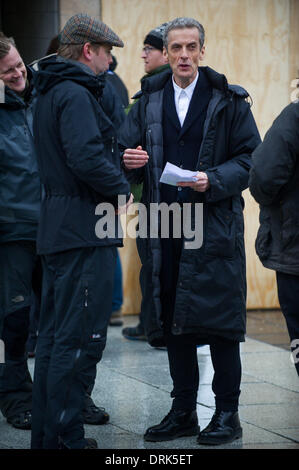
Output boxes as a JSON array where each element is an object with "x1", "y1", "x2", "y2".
[
  {"x1": 116, "y1": 193, "x2": 134, "y2": 215},
  {"x1": 123, "y1": 146, "x2": 149, "y2": 170},
  {"x1": 177, "y1": 172, "x2": 210, "y2": 192}
]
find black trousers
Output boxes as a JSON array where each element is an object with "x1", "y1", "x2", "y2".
[
  {"x1": 276, "y1": 271, "x2": 299, "y2": 376},
  {"x1": 0, "y1": 241, "x2": 41, "y2": 419},
  {"x1": 31, "y1": 246, "x2": 116, "y2": 449},
  {"x1": 161, "y1": 236, "x2": 241, "y2": 413}
]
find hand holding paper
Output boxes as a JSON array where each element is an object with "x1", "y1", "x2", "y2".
[
  {"x1": 160, "y1": 162, "x2": 210, "y2": 192},
  {"x1": 159, "y1": 162, "x2": 198, "y2": 186}
]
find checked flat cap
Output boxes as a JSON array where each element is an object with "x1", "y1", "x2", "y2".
[{"x1": 59, "y1": 13, "x2": 124, "y2": 47}]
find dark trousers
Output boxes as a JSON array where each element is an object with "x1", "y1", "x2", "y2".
[
  {"x1": 165, "y1": 332, "x2": 241, "y2": 412},
  {"x1": 276, "y1": 271, "x2": 299, "y2": 376},
  {"x1": 161, "y1": 237, "x2": 241, "y2": 413},
  {"x1": 31, "y1": 246, "x2": 116, "y2": 449},
  {"x1": 0, "y1": 241, "x2": 41, "y2": 419}
]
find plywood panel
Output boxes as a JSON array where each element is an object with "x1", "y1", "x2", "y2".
[
  {"x1": 60, "y1": 0, "x2": 101, "y2": 29},
  {"x1": 102, "y1": 0, "x2": 294, "y2": 310},
  {"x1": 118, "y1": 215, "x2": 142, "y2": 314}
]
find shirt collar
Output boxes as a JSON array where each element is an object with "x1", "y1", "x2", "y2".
[{"x1": 172, "y1": 72, "x2": 199, "y2": 100}]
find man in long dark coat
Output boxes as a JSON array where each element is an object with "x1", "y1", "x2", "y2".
[{"x1": 119, "y1": 17, "x2": 261, "y2": 445}]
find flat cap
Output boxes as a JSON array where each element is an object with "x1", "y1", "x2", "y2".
[{"x1": 58, "y1": 13, "x2": 124, "y2": 48}]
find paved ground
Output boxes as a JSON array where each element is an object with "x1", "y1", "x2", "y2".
[{"x1": 0, "y1": 315, "x2": 298, "y2": 451}]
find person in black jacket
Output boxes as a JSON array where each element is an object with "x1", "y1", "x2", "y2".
[
  {"x1": 106, "y1": 55, "x2": 129, "y2": 109},
  {"x1": 249, "y1": 100, "x2": 299, "y2": 376},
  {"x1": 121, "y1": 22, "x2": 170, "y2": 342},
  {"x1": 119, "y1": 17, "x2": 261, "y2": 445},
  {"x1": 30, "y1": 14, "x2": 131, "y2": 449},
  {"x1": 0, "y1": 34, "x2": 41, "y2": 431}
]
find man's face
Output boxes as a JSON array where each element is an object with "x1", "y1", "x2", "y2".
[
  {"x1": 0, "y1": 46, "x2": 27, "y2": 94},
  {"x1": 164, "y1": 27, "x2": 205, "y2": 88},
  {"x1": 141, "y1": 44, "x2": 168, "y2": 74},
  {"x1": 90, "y1": 44, "x2": 113, "y2": 75}
]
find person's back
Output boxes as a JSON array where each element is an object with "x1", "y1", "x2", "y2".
[
  {"x1": 34, "y1": 56, "x2": 128, "y2": 255},
  {"x1": 249, "y1": 100, "x2": 299, "y2": 375}
]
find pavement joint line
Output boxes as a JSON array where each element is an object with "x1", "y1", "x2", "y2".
[{"x1": 239, "y1": 419, "x2": 299, "y2": 444}]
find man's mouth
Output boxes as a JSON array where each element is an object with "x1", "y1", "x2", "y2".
[{"x1": 11, "y1": 77, "x2": 23, "y2": 85}]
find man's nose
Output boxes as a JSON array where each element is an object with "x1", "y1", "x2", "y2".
[
  {"x1": 180, "y1": 47, "x2": 189, "y2": 58},
  {"x1": 12, "y1": 68, "x2": 22, "y2": 78}
]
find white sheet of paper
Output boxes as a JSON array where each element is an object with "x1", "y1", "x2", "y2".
[{"x1": 160, "y1": 162, "x2": 198, "y2": 187}]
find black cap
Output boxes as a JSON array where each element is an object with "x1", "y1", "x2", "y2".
[{"x1": 143, "y1": 22, "x2": 168, "y2": 51}]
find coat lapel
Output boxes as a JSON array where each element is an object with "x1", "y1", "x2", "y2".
[
  {"x1": 163, "y1": 77, "x2": 181, "y2": 131},
  {"x1": 179, "y1": 71, "x2": 211, "y2": 138}
]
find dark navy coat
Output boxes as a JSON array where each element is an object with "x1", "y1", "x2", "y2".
[
  {"x1": 249, "y1": 101, "x2": 299, "y2": 275},
  {"x1": 119, "y1": 67, "x2": 261, "y2": 346},
  {"x1": 32, "y1": 56, "x2": 130, "y2": 255},
  {"x1": 0, "y1": 68, "x2": 40, "y2": 243}
]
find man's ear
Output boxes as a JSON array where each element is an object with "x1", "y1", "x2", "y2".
[
  {"x1": 199, "y1": 45, "x2": 205, "y2": 61},
  {"x1": 82, "y1": 42, "x2": 92, "y2": 61},
  {"x1": 163, "y1": 46, "x2": 168, "y2": 61}
]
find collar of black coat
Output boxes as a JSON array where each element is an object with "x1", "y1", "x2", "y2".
[
  {"x1": 135, "y1": 66, "x2": 249, "y2": 101},
  {"x1": 0, "y1": 65, "x2": 35, "y2": 109},
  {"x1": 31, "y1": 54, "x2": 106, "y2": 97}
]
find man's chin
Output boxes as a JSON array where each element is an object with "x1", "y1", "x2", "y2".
[{"x1": 9, "y1": 83, "x2": 26, "y2": 94}]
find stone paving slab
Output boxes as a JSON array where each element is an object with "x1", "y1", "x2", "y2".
[{"x1": 0, "y1": 318, "x2": 298, "y2": 450}]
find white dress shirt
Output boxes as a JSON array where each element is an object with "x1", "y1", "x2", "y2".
[{"x1": 172, "y1": 72, "x2": 199, "y2": 127}]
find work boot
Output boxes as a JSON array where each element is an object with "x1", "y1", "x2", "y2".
[
  {"x1": 7, "y1": 410, "x2": 32, "y2": 430},
  {"x1": 83, "y1": 395, "x2": 109, "y2": 425}
]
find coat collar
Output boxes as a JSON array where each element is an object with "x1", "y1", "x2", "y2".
[
  {"x1": 140, "y1": 66, "x2": 249, "y2": 101},
  {"x1": 163, "y1": 69, "x2": 213, "y2": 137}
]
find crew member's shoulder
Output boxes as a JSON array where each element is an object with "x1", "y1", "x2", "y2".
[{"x1": 227, "y1": 84, "x2": 249, "y2": 98}]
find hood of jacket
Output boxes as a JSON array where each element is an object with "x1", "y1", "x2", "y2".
[{"x1": 32, "y1": 55, "x2": 106, "y2": 98}]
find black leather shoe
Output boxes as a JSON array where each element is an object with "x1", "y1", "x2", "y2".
[
  {"x1": 197, "y1": 411, "x2": 242, "y2": 445},
  {"x1": 144, "y1": 409, "x2": 199, "y2": 442}
]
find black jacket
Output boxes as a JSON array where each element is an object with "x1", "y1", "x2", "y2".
[
  {"x1": 33, "y1": 56, "x2": 130, "y2": 255},
  {"x1": 0, "y1": 67, "x2": 40, "y2": 243},
  {"x1": 119, "y1": 67, "x2": 261, "y2": 346},
  {"x1": 249, "y1": 101, "x2": 299, "y2": 275}
]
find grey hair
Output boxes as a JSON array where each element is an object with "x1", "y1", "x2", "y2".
[
  {"x1": 163, "y1": 17, "x2": 205, "y2": 50},
  {"x1": 0, "y1": 33, "x2": 16, "y2": 60}
]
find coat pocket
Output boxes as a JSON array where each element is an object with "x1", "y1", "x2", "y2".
[
  {"x1": 204, "y1": 206, "x2": 236, "y2": 258},
  {"x1": 255, "y1": 223, "x2": 272, "y2": 260}
]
